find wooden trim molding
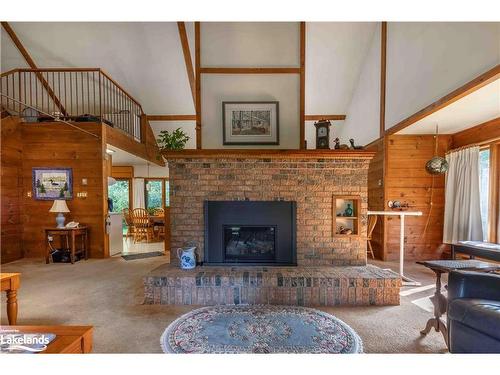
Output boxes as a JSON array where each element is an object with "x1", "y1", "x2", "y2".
[
  {"x1": 451, "y1": 117, "x2": 500, "y2": 148},
  {"x1": 195, "y1": 22, "x2": 201, "y2": 150},
  {"x1": 146, "y1": 115, "x2": 196, "y2": 121},
  {"x1": 111, "y1": 166, "x2": 134, "y2": 179},
  {"x1": 161, "y1": 149, "x2": 375, "y2": 160},
  {"x1": 299, "y1": 21, "x2": 306, "y2": 150},
  {"x1": 200, "y1": 67, "x2": 301, "y2": 74},
  {"x1": 364, "y1": 136, "x2": 384, "y2": 149},
  {"x1": 1, "y1": 22, "x2": 67, "y2": 116},
  {"x1": 177, "y1": 22, "x2": 196, "y2": 108},
  {"x1": 305, "y1": 115, "x2": 346, "y2": 121},
  {"x1": 489, "y1": 143, "x2": 499, "y2": 243},
  {"x1": 386, "y1": 64, "x2": 500, "y2": 135},
  {"x1": 380, "y1": 22, "x2": 387, "y2": 137}
]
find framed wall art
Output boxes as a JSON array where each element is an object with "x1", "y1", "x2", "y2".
[
  {"x1": 32, "y1": 167, "x2": 73, "y2": 200},
  {"x1": 222, "y1": 101, "x2": 279, "y2": 145}
]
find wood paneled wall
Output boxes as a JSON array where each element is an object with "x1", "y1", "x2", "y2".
[
  {"x1": 367, "y1": 134, "x2": 452, "y2": 261},
  {"x1": 111, "y1": 166, "x2": 134, "y2": 179},
  {"x1": 20, "y1": 122, "x2": 108, "y2": 259},
  {"x1": 366, "y1": 138, "x2": 385, "y2": 259},
  {"x1": 384, "y1": 135, "x2": 452, "y2": 260},
  {"x1": 1, "y1": 116, "x2": 24, "y2": 263}
]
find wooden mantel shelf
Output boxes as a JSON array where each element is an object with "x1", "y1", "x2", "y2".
[{"x1": 161, "y1": 149, "x2": 376, "y2": 160}]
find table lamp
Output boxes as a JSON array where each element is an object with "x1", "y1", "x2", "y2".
[{"x1": 49, "y1": 200, "x2": 70, "y2": 228}]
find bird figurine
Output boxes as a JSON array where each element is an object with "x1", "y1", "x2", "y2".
[
  {"x1": 334, "y1": 138, "x2": 350, "y2": 150},
  {"x1": 349, "y1": 139, "x2": 364, "y2": 150},
  {"x1": 338, "y1": 226, "x2": 353, "y2": 235}
]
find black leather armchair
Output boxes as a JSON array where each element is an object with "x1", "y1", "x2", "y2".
[{"x1": 447, "y1": 270, "x2": 500, "y2": 353}]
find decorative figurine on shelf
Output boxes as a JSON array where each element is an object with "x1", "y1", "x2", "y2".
[
  {"x1": 388, "y1": 200, "x2": 410, "y2": 211},
  {"x1": 314, "y1": 120, "x2": 331, "y2": 149},
  {"x1": 344, "y1": 203, "x2": 353, "y2": 217},
  {"x1": 338, "y1": 226, "x2": 353, "y2": 235},
  {"x1": 349, "y1": 139, "x2": 364, "y2": 150},
  {"x1": 334, "y1": 138, "x2": 350, "y2": 150}
]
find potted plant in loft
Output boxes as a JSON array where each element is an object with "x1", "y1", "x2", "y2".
[{"x1": 157, "y1": 128, "x2": 190, "y2": 152}]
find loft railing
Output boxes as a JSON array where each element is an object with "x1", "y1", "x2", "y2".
[{"x1": 0, "y1": 68, "x2": 143, "y2": 141}]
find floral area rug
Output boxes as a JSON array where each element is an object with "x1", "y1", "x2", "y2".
[{"x1": 161, "y1": 305, "x2": 363, "y2": 353}]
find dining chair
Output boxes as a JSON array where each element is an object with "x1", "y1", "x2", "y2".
[
  {"x1": 132, "y1": 208, "x2": 154, "y2": 243},
  {"x1": 153, "y1": 207, "x2": 164, "y2": 216},
  {"x1": 122, "y1": 208, "x2": 134, "y2": 238},
  {"x1": 152, "y1": 207, "x2": 165, "y2": 240},
  {"x1": 367, "y1": 215, "x2": 378, "y2": 259}
]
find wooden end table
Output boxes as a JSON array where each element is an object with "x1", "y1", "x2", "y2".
[
  {"x1": 0, "y1": 325, "x2": 93, "y2": 353},
  {"x1": 0, "y1": 273, "x2": 20, "y2": 325},
  {"x1": 45, "y1": 226, "x2": 89, "y2": 264},
  {"x1": 416, "y1": 259, "x2": 500, "y2": 347}
]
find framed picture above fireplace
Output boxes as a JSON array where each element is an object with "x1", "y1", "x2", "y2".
[{"x1": 222, "y1": 101, "x2": 279, "y2": 145}]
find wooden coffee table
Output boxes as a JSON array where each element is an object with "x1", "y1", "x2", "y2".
[
  {"x1": 1, "y1": 273, "x2": 20, "y2": 325},
  {"x1": 0, "y1": 326, "x2": 93, "y2": 353},
  {"x1": 416, "y1": 259, "x2": 500, "y2": 347}
]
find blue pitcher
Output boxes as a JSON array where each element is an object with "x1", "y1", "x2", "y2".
[{"x1": 177, "y1": 247, "x2": 196, "y2": 270}]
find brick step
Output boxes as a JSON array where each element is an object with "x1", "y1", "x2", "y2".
[{"x1": 144, "y1": 264, "x2": 401, "y2": 306}]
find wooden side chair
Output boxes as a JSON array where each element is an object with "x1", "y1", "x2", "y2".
[
  {"x1": 132, "y1": 208, "x2": 154, "y2": 243},
  {"x1": 122, "y1": 208, "x2": 134, "y2": 237},
  {"x1": 367, "y1": 215, "x2": 378, "y2": 259},
  {"x1": 152, "y1": 207, "x2": 165, "y2": 240}
]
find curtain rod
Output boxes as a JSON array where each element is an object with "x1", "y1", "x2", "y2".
[{"x1": 446, "y1": 143, "x2": 482, "y2": 155}]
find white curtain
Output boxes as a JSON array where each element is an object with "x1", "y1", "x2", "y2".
[
  {"x1": 443, "y1": 146, "x2": 483, "y2": 243},
  {"x1": 133, "y1": 178, "x2": 145, "y2": 209}
]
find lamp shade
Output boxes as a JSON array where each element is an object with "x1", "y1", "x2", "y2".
[{"x1": 49, "y1": 199, "x2": 70, "y2": 213}]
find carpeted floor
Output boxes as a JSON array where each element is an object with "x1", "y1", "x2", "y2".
[{"x1": 0, "y1": 256, "x2": 448, "y2": 353}]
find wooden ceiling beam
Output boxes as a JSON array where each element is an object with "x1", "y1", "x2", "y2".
[
  {"x1": 1, "y1": 22, "x2": 68, "y2": 116},
  {"x1": 451, "y1": 117, "x2": 500, "y2": 148},
  {"x1": 386, "y1": 64, "x2": 500, "y2": 136},
  {"x1": 177, "y1": 22, "x2": 196, "y2": 108},
  {"x1": 305, "y1": 115, "x2": 346, "y2": 121},
  {"x1": 200, "y1": 67, "x2": 301, "y2": 74},
  {"x1": 194, "y1": 22, "x2": 201, "y2": 149},
  {"x1": 299, "y1": 21, "x2": 306, "y2": 150},
  {"x1": 146, "y1": 114, "x2": 196, "y2": 121},
  {"x1": 380, "y1": 22, "x2": 387, "y2": 137}
]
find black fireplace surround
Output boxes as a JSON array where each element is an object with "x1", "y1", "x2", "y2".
[{"x1": 204, "y1": 201, "x2": 296, "y2": 266}]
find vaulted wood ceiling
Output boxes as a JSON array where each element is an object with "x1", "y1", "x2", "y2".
[{"x1": 1, "y1": 22, "x2": 377, "y2": 117}]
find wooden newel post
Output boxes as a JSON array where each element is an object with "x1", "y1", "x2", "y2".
[{"x1": 140, "y1": 114, "x2": 148, "y2": 144}]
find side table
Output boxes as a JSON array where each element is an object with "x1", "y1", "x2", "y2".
[
  {"x1": 45, "y1": 226, "x2": 89, "y2": 264},
  {"x1": 0, "y1": 273, "x2": 20, "y2": 325},
  {"x1": 416, "y1": 259, "x2": 500, "y2": 347}
]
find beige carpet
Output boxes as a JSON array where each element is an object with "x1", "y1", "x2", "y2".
[{"x1": 0, "y1": 257, "x2": 447, "y2": 353}]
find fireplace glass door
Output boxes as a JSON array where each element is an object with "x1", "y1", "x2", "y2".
[{"x1": 223, "y1": 225, "x2": 276, "y2": 262}]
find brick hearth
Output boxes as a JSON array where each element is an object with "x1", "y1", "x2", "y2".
[
  {"x1": 153, "y1": 150, "x2": 401, "y2": 307},
  {"x1": 144, "y1": 264, "x2": 401, "y2": 306}
]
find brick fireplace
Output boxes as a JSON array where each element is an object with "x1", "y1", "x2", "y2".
[
  {"x1": 167, "y1": 151, "x2": 372, "y2": 266},
  {"x1": 144, "y1": 150, "x2": 401, "y2": 307}
]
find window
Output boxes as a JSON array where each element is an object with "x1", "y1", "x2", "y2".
[
  {"x1": 479, "y1": 148, "x2": 490, "y2": 241},
  {"x1": 144, "y1": 178, "x2": 169, "y2": 210},
  {"x1": 108, "y1": 179, "x2": 131, "y2": 213}
]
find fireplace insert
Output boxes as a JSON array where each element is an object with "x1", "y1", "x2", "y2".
[{"x1": 204, "y1": 201, "x2": 296, "y2": 266}]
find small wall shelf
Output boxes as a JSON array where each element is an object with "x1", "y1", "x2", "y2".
[{"x1": 333, "y1": 195, "x2": 361, "y2": 237}]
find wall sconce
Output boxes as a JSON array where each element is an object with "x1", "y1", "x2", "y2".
[{"x1": 77, "y1": 192, "x2": 88, "y2": 199}]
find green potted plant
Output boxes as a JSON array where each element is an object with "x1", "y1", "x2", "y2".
[{"x1": 157, "y1": 128, "x2": 190, "y2": 151}]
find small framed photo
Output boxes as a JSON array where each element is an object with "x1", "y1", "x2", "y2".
[
  {"x1": 32, "y1": 168, "x2": 73, "y2": 200},
  {"x1": 222, "y1": 101, "x2": 279, "y2": 145}
]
